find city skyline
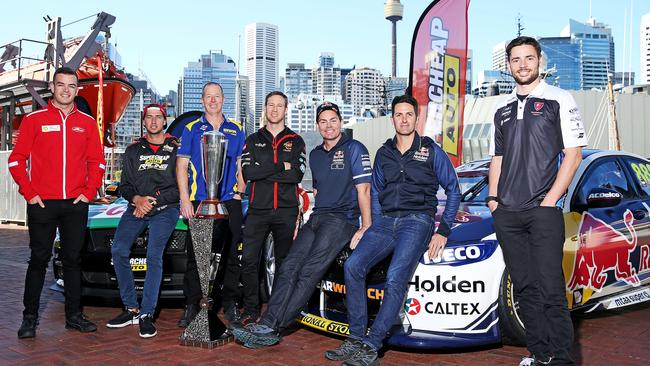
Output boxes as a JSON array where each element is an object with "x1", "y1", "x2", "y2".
[{"x1": 1, "y1": 1, "x2": 650, "y2": 93}]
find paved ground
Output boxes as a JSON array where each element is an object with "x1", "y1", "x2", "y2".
[{"x1": 0, "y1": 224, "x2": 648, "y2": 366}]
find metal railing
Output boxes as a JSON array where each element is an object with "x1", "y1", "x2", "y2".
[
  {"x1": 0, "y1": 151, "x2": 26, "y2": 223},
  {"x1": 0, "y1": 38, "x2": 54, "y2": 83}
]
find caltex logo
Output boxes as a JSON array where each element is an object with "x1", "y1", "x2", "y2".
[{"x1": 404, "y1": 298, "x2": 421, "y2": 315}]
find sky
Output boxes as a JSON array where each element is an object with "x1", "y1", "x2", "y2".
[{"x1": 2, "y1": 0, "x2": 650, "y2": 93}]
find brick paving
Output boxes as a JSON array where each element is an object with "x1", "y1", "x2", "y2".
[{"x1": 1, "y1": 224, "x2": 648, "y2": 366}]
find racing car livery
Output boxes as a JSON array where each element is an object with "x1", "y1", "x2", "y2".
[{"x1": 298, "y1": 150, "x2": 650, "y2": 348}]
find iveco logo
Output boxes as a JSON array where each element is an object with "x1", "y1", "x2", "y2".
[{"x1": 421, "y1": 243, "x2": 491, "y2": 266}]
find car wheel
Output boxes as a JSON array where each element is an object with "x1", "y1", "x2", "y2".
[{"x1": 498, "y1": 268, "x2": 526, "y2": 346}]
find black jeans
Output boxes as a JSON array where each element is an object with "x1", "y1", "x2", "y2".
[
  {"x1": 493, "y1": 206, "x2": 574, "y2": 366},
  {"x1": 240, "y1": 207, "x2": 298, "y2": 315},
  {"x1": 183, "y1": 199, "x2": 243, "y2": 308},
  {"x1": 260, "y1": 213, "x2": 357, "y2": 330},
  {"x1": 24, "y1": 199, "x2": 88, "y2": 318}
]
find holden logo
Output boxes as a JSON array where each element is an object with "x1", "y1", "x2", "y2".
[{"x1": 404, "y1": 298, "x2": 421, "y2": 315}]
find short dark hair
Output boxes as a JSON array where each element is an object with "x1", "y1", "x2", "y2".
[
  {"x1": 506, "y1": 36, "x2": 542, "y2": 60},
  {"x1": 202, "y1": 82, "x2": 223, "y2": 98},
  {"x1": 53, "y1": 67, "x2": 78, "y2": 83},
  {"x1": 264, "y1": 91, "x2": 288, "y2": 107},
  {"x1": 391, "y1": 94, "x2": 418, "y2": 116}
]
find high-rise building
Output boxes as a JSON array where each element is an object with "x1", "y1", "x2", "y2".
[
  {"x1": 466, "y1": 49, "x2": 473, "y2": 95},
  {"x1": 178, "y1": 50, "x2": 237, "y2": 116},
  {"x1": 344, "y1": 67, "x2": 385, "y2": 116},
  {"x1": 641, "y1": 13, "x2": 650, "y2": 84},
  {"x1": 492, "y1": 41, "x2": 510, "y2": 72},
  {"x1": 540, "y1": 18, "x2": 614, "y2": 91},
  {"x1": 472, "y1": 70, "x2": 515, "y2": 97},
  {"x1": 313, "y1": 66, "x2": 341, "y2": 98},
  {"x1": 285, "y1": 63, "x2": 312, "y2": 100},
  {"x1": 286, "y1": 94, "x2": 353, "y2": 132},
  {"x1": 319, "y1": 52, "x2": 335, "y2": 68},
  {"x1": 235, "y1": 74, "x2": 254, "y2": 135},
  {"x1": 384, "y1": 77, "x2": 407, "y2": 110},
  {"x1": 114, "y1": 74, "x2": 158, "y2": 148},
  {"x1": 245, "y1": 22, "x2": 279, "y2": 129},
  {"x1": 613, "y1": 72, "x2": 635, "y2": 87}
]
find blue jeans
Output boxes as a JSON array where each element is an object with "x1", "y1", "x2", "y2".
[
  {"x1": 260, "y1": 213, "x2": 358, "y2": 330},
  {"x1": 344, "y1": 213, "x2": 434, "y2": 350},
  {"x1": 111, "y1": 206, "x2": 179, "y2": 315}
]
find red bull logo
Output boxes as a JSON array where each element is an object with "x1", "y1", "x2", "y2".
[{"x1": 568, "y1": 210, "x2": 640, "y2": 292}]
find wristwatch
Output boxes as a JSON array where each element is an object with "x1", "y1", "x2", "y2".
[{"x1": 485, "y1": 196, "x2": 498, "y2": 206}]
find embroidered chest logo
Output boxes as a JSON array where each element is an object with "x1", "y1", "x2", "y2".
[
  {"x1": 255, "y1": 142, "x2": 266, "y2": 148},
  {"x1": 413, "y1": 147, "x2": 429, "y2": 162},
  {"x1": 41, "y1": 124, "x2": 61, "y2": 132},
  {"x1": 200, "y1": 125, "x2": 208, "y2": 131},
  {"x1": 222, "y1": 128, "x2": 237, "y2": 135},
  {"x1": 283, "y1": 141, "x2": 293, "y2": 152},
  {"x1": 162, "y1": 144, "x2": 174, "y2": 152},
  {"x1": 531, "y1": 101, "x2": 544, "y2": 116},
  {"x1": 331, "y1": 150, "x2": 345, "y2": 170},
  {"x1": 71, "y1": 126, "x2": 85, "y2": 133}
]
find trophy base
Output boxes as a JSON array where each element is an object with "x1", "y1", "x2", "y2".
[
  {"x1": 195, "y1": 199, "x2": 229, "y2": 219},
  {"x1": 178, "y1": 308, "x2": 233, "y2": 349}
]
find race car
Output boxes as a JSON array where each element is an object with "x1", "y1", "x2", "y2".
[{"x1": 298, "y1": 150, "x2": 650, "y2": 348}]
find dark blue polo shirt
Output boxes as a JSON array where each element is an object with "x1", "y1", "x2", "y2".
[{"x1": 309, "y1": 133, "x2": 372, "y2": 224}]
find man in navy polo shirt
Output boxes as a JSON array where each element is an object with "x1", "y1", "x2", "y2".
[
  {"x1": 175, "y1": 82, "x2": 246, "y2": 327},
  {"x1": 232, "y1": 101, "x2": 372, "y2": 348}
]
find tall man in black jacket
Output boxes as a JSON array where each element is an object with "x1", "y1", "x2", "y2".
[
  {"x1": 105, "y1": 104, "x2": 180, "y2": 338},
  {"x1": 239, "y1": 91, "x2": 306, "y2": 324}
]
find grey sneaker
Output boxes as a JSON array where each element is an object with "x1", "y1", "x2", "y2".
[
  {"x1": 233, "y1": 323, "x2": 280, "y2": 346},
  {"x1": 324, "y1": 338, "x2": 363, "y2": 361},
  {"x1": 342, "y1": 343, "x2": 379, "y2": 366}
]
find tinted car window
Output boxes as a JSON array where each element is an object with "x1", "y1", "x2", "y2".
[
  {"x1": 623, "y1": 157, "x2": 650, "y2": 196},
  {"x1": 572, "y1": 159, "x2": 635, "y2": 208}
]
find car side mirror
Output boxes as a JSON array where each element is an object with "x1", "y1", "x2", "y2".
[{"x1": 586, "y1": 188, "x2": 622, "y2": 208}]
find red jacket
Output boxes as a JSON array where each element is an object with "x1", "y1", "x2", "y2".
[{"x1": 8, "y1": 100, "x2": 106, "y2": 201}]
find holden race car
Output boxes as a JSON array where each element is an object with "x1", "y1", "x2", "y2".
[{"x1": 298, "y1": 150, "x2": 650, "y2": 348}]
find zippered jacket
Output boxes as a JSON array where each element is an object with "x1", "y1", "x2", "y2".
[
  {"x1": 119, "y1": 134, "x2": 180, "y2": 210},
  {"x1": 241, "y1": 126, "x2": 306, "y2": 210},
  {"x1": 371, "y1": 132, "x2": 461, "y2": 237},
  {"x1": 9, "y1": 100, "x2": 106, "y2": 201}
]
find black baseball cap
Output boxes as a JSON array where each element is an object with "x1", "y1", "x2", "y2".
[{"x1": 316, "y1": 101, "x2": 342, "y2": 121}]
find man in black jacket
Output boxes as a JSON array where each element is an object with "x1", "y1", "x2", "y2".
[
  {"x1": 105, "y1": 104, "x2": 180, "y2": 338},
  {"x1": 239, "y1": 91, "x2": 306, "y2": 324}
]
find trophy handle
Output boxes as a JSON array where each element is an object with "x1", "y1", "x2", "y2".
[{"x1": 217, "y1": 140, "x2": 228, "y2": 185}]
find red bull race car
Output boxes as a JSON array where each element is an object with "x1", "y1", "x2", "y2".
[{"x1": 298, "y1": 149, "x2": 650, "y2": 348}]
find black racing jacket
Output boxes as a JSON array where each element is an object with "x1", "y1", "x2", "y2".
[
  {"x1": 241, "y1": 126, "x2": 306, "y2": 210},
  {"x1": 119, "y1": 134, "x2": 180, "y2": 212}
]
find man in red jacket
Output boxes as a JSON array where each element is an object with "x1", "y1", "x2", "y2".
[{"x1": 8, "y1": 67, "x2": 106, "y2": 338}]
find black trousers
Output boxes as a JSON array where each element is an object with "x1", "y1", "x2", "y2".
[
  {"x1": 24, "y1": 199, "x2": 88, "y2": 318},
  {"x1": 182, "y1": 199, "x2": 243, "y2": 308},
  {"x1": 493, "y1": 206, "x2": 574, "y2": 366},
  {"x1": 240, "y1": 207, "x2": 298, "y2": 315}
]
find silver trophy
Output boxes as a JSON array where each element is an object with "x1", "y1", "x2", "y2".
[{"x1": 195, "y1": 130, "x2": 229, "y2": 219}]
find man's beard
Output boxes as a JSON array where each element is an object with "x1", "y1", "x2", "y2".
[{"x1": 512, "y1": 68, "x2": 539, "y2": 86}]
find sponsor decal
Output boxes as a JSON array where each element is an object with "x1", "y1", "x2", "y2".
[
  {"x1": 71, "y1": 126, "x2": 85, "y2": 133},
  {"x1": 630, "y1": 162, "x2": 650, "y2": 187},
  {"x1": 255, "y1": 142, "x2": 266, "y2": 148},
  {"x1": 200, "y1": 125, "x2": 208, "y2": 131},
  {"x1": 331, "y1": 150, "x2": 345, "y2": 170},
  {"x1": 110, "y1": 258, "x2": 147, "y2": 271},
  {"x1": 283, "y1": 141, "x2": 293, "y2": 152},
  {"x1": 41, "y1": 124, "x2": 61, "y2": 132},
  {"x1": 138, "y1": 154, "x2": 170, "y2": 171},
  {"x1": 408, "y1": 275, "x2": 486, "y2": 293},
  {"x1": 222, "y1": 128, "x2": 238, "y2": 135},
  {"x1": 413, "y1": 147, "x2": 430, "y2": 162},
  {"x1": 163, "y1": 145, "x2": 174, "y2": 152},
  {"x1": 587, "y1": 191, "x2": 621, "y2": 200},
  {"x1": 607, "y1": 289, "x2": 650, "y2": 309},
  {"x1": 299, "y1": 313, "x2": 349, "y2": 335},
  {"x1": 421, "y1": 242, "x2": 497, "y2": 266},
  {"x1": 405, "y1": 298, "x2": 479, "y2": 316},
  {"x1": 321, "y1": 280, "x2": 384, "y2": 300},
  {"x1": 568, "y1": 210, "x2": 640, "y2": 296}
]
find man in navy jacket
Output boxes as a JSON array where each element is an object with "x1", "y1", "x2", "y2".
[{"x1": 326, "y1": 94, "x2": 461, "y2": 366}]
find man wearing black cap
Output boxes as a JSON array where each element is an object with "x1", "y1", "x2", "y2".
[
  {"x1": 105, "y1": 104, "x2": 180, "y2": 338},
  {"x1": 232, "y1": 101, "x2": 372, "y2": 348}
]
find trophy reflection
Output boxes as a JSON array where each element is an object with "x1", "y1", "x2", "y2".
[{"x1": 195, "y1": 131, "x2": 229, "y2": 219}]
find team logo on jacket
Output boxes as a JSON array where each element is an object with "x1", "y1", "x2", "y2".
[
  {"x1": 283, "y1": 141, "x2": 293, "y2": 152},
  {"x1": 331, "y1": 150, "x2": 345, "y2": 170},
  {"x1": 413, "y1": 147, "x2": 429, "y2": 162},
  {"x1": 71, "y1": 126, "x2": 85, "y2": 133},
  {"x1": 255, "y1": 142, "x2": 266, "y2": 148},
  {"x1": 162, "y1": 144, "x2": 174, "y2": 152},
  {"x1": 534, "y1": 102, "x2": 544, "y2": 111},
  {"x1": 41, "y1": 124, "x2": 61, "y2": 132}
]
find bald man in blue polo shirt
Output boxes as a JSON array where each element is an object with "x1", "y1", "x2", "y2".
[{"x1": 232, "y1": 102, "x2": 372, "y2": 348}]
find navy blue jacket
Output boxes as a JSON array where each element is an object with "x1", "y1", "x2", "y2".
[{"x1": 371, "y1": 132, "x2": 461, "y2": 237}]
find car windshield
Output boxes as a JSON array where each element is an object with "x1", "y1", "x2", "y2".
[{"x1": 437, "y1": 175, "x2": 487, "y2": 202}]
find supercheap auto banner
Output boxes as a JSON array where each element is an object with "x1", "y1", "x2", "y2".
[{"x1": 409, "y1": 0, "x2": 469, "y2": 167}]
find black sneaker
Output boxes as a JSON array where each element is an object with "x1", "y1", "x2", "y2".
[
  {"x1": 519, "y1": 354, "x2": 553, "y2": 366},
  {"x1": 177, "y1": 304, "x2": 199, "y2": 328},
  {"x1": 17, "y1": 314, "x2": 38, "y2": 339},
  {"x1": 65, "y1": 313, "x2": 97, "y2": 333},
  {"x1": 106, "y1": 309, "x2": 140, "y2": 328},
  {"x1": 342, "y1": 342, "x2": 379, "y2": 366},
  {"x1": 139, "y1": 314, "x2": 157, "y2": 338},
  {"x1": 324, "y1": 338, "x2": 363, "y2": 361}
]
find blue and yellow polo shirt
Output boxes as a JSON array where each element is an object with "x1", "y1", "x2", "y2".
[{"x1": 177, "y1": 114, "x2": 245, "y2": 202}]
